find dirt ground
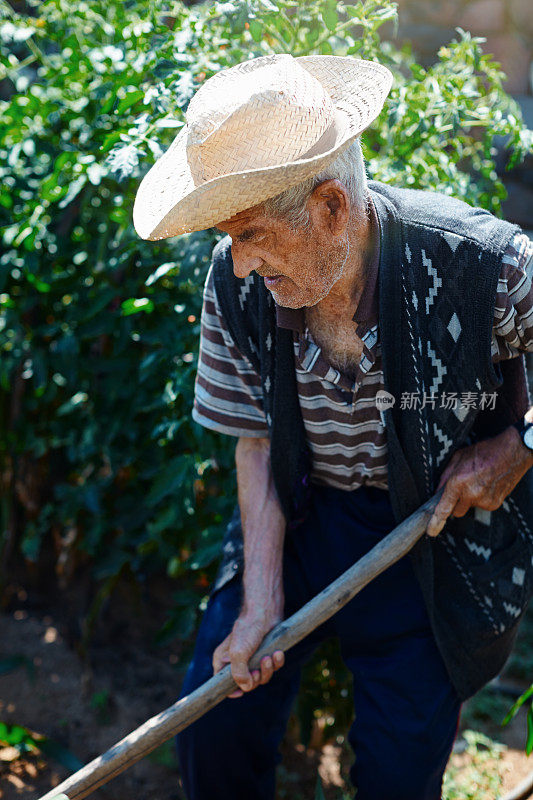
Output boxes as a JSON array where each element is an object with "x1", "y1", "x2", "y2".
[
  {"x1": 0, "y1": 600, "x2": 185, "y2": 799},
  {"x1": 1, "y1": 581, "x2": 533, "y2": 800}
]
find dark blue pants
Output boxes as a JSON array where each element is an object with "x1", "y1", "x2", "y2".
[{"x1": 176, "y1": 485, "x2": 461, "y2": 800}]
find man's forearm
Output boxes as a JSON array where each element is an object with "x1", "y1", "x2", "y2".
[
  {"x1": 211, "y1": 437, "x2": 287, "y2": 693},
  {"x1": 236, "y1": 436, "x2": 286, "y2": 618}
]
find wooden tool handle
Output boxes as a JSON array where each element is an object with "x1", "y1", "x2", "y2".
[{"x1": 38, "y1": 492, "x2": 441, "y2": 800}]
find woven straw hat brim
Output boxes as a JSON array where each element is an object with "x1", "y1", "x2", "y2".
[{"x1": 133, "y1": 56, "x2": 393, "y2": 240}]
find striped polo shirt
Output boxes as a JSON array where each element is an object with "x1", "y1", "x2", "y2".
[{"x1": 192, "y1": 219, "x2": 533, "y2": 492}]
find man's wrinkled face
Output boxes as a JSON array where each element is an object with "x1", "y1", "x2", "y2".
[{"x1": 216, "y1": 205, "x2": 348, "y2": 309}]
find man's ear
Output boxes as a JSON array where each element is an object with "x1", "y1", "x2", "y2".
[{"x1": 307, "y1": 179, "x2": 350, "y2": 236}]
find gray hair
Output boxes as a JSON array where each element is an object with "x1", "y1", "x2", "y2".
[{"x1": 261, "y1": 137, "x2": 368, "y2": 228}]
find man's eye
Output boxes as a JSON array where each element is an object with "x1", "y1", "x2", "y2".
[
  {"x1": 236, "y1": 232, "x2": 269, "y2": 244},
  {"x1": 241, "y1": 237, "x2": 264, "y2": 245}
]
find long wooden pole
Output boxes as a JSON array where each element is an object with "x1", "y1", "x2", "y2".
[{"x1": 38, "y1": 492, "x2": 441, "y2": 800}]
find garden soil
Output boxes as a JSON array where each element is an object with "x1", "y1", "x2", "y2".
[{"x1": 1, "y1": 582, "x2": 532, "y2": 800}]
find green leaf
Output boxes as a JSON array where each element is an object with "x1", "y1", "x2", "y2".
[
  {"x1": 0, "y1": 722, "x2": 37, "y2": 749},
  {"x1": 146, "y1": 456, "x2": 189, "y2": 505},
  {"x1": 156, "y1": 605, "x2": 196, "y2": 642},
  {"x1": 26, "y1": 272, "x2": 51, "y2": 293},
  {"x1": 100, "y1": 130, "x2": 122, "y2": 152},
  {"x1": 57, "y1": 175, "x2": 87, "y2": 209},
  {"x1": 184, "y1": 541, "x2": 221, "y2": 570},
  {"x1": 121, "y1": 297, "x2": 155, "y2": 315},
  {"x1": 117, "y1": 89, "x2": 145, "y2": 114},
  {"x1": 77, "y1": 287, "x2": 117, "y2": 322},
  {"x1": 147, "y1": 504, "x2": 178, "y2": 535},
  {"x1": 527, "y1": 704, "x2": 533, "y2": 756},
  {"x1": 56, "y1": 392, "x2": 88, "y2": 417},
  {"x1": 249, "y1": 19, "x2": 263, "y2": 42},
  {"x1": 371, "y1": 6, "x2": 398, "y2": 24},
  {"x1": 345, "y1": 6, "x2": 362, "y2": 18},
  {"x1": 145, "y1": 262, "x2": 178, "y2": 286},
  {"x1": 0, "y1": 191, "x2": 13, "y2": 208},
  {"x1": 154, "y1": 118, "x2": 183, "y2": 128},
  {"x1": 321, "y1": 1, "x2": 338, "y2": 33},
  {"x1": 21, "y1": 521, "x2": 44, "y2": 562},
  {"x1": 502, "y1": 683, "x2": 533, "y2": 725}
]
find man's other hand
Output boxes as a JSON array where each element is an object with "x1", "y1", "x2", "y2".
[
  {"x1": 427, "y1": 422, "x2": 533, "y2": 537},
  {"x1": 212, "y1": 609, "x2": 285, "y2": 698}
]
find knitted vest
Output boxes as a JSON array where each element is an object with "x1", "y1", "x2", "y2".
[{"x1": 211, "y1": 181, "x2": 533, "y2": 700}]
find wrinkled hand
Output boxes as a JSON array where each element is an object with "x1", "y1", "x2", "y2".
[
  {"x1": 427, "y1": 425, "x2": 533, "y2": 537},
  {"x1": 213, "y1": 610, "x2": 285, "y2": 698}
]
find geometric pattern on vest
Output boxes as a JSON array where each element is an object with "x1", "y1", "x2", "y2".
[
  {"x1": 374, "y1": 182, "x2": 532, "y2": 697},
  {"x1": 211, "y1": 181, "x2": 533, "y2": 699}
]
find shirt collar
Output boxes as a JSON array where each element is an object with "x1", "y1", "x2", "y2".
[
  {"x1": 275, "y1": 304, "x2": 305, "y2": 332},
  {"x1": 275, "y1": 197, "x2": 380, "y2": 333}
]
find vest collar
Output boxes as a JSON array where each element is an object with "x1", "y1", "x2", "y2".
[{"x1": 371, "y1": 186, "x2": 423, "y2": 516}]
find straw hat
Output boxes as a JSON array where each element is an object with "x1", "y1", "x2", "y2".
[{"x1": 133, "y1": 54, "x2": 393, "y2": 240}]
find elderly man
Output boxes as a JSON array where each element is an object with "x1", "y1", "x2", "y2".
[{"x1": 134, "y1": 54, "x2": 533, "y2": 800}]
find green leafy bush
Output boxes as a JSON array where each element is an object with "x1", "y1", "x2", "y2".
[{"x1": 0, "y1": 0, "x2": 531, "y2": 663}]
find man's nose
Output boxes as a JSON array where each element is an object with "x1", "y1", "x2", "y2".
[{"x1": 230, "y1": 241, "x2": 263, "y2": 279}]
